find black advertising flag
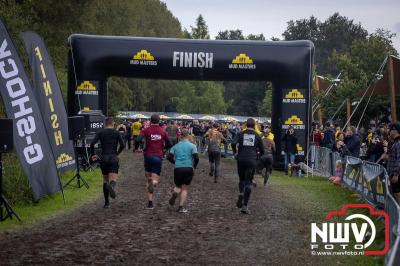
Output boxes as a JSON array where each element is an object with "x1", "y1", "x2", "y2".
[
  {"x1": 21, "y1": 31, "x2": 76, "y2": 171},
  {"x1": 0, "y1": 20, "x2": 61, "y2": 200}
]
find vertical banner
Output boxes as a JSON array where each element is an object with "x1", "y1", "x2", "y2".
[
  {"x1": 21, "y1": 32, "x2": 76, "y2": 171},
  {"x1": 281, "y1": 88, "x2": 308, "y2": 162},
  {"x1": 0, "y1": 20, "x2": 61, "y2": 200}
]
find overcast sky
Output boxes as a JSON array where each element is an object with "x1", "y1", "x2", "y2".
[{"x1": 161, "y1": 0, "x2": 400, "y2": 53}]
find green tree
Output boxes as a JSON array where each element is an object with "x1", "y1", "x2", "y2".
[
  {"x1": 246, "y1": 33, "x2": 265, "y2": 41},
  {"x1": 321, "y1": 29, "x2": 398, "y2": 126},
  {"x1": 216, "y1": 29, "x2": 244, "y2": 40},
  {"x1": 188, "y1": 14, "x2": 210, "y2": 39},
  {"x1": 259, "y1": 83, "x2": 273, "y2": 116},
  {"x1": 283, "y1": 13, "x2": 368, "y2": 75},
  {"x1": 173, "y1": 81, "x2": 229, "y2": 114}
]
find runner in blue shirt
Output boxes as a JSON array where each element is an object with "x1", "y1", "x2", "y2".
[{"x1": 167, "y1": 129, "x2": 199, "y2": 213}]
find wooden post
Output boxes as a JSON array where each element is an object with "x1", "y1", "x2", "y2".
[
  {"x1": 346, "y1": 98, "x2": 351, "y2": 125},
  {"x1": 388, "y1": 56, "x2": 398, "y2": 122},
  {"x1": 315, "y1": 77, "x2": 323, "y2": 124}
]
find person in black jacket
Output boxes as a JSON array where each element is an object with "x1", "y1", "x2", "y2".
[
  {"x1": 90, "y1": 117, "x2": 125, "y2": 208},
  {"x1": 125, "y1": 120, "x2": 132, "y2": 150},
  {"x1": 232, "y1": 118, "x2": 264, "y2": 214},
  {"x1": 321, "y1": 121, "x2": 335, "y2": 150},
  {"x1": 282, "y1": 126, "x2": 298, "y2": 173},
  {"x1": 344, "y1": 126, "x2": 361, "y2": 157}
]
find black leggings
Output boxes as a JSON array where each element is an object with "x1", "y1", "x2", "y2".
[
  {"x1": 208, "y1": 151, "x2": 221, "y2": 178},
  {"x1": 258, "y1": 154, "x2": 273, "y2": 173},
  {"x1": 237, "y1": 160, "x2": 256, "y2": 206}
]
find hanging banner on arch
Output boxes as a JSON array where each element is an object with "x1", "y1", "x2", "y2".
[{"x1": 21, "y1": 31, "x2": 76, "y2": 171}]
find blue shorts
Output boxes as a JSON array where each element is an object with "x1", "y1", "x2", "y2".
[{"x1": 144, "y1": 156, "x2": 163, "y2": 176}]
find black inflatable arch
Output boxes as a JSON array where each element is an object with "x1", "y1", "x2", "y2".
[{"x1": 67, "y1": 34, "x2": 314, "y2": 161}]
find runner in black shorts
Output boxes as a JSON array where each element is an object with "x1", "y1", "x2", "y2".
[
  {"x1": 90, "y1": 117, "x2": 125, "y2": 208},
  {"x1": 167, "y1": 130, "x2": 199, "y2": 213}
]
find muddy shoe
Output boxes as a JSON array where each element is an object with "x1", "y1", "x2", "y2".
[
  {"x1": 177, "y1": 206, "x2": 188, "y2": 213},
  {"x1": 241, "y1": 206, "x2": 250, "y2": 214},
  {"x1": 236, "y1": 195, "x2": 243, "y2": 208},
  {"x1": 146, "y1": 201, "x2": 154, "y2": 210},
  {"x1": 169, "y1": 192, "x2": 178, "y2": 206}
]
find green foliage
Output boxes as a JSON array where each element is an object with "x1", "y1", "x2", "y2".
[
  {"x1": 259, "y1": 83, "x2": 273, "y2": 116},
  {"x1": 322, "y1": 29, "x2": 397, "y2": 126},
  {"x1": 173, "y1": 81, "x2": 229, "y2": 114},
  {"x1": 216, "y1": 29, "x2": 266, "y2": 41},
  {"x1": 187, "y1": 14, "x2": 210, "y2": 39},
  {"x1": 283, "y1": 13, "x2": 368, "y2": 75},
  {"x1": 216, "y1": 29, "x2": 245, "y2": 40}
]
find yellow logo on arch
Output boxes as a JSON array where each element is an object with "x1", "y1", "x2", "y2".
[
  {"x1": 282, "y1": 115, "x2": 305, "y2": 130},
  {"x1": 133, "y1": 50, "x2": 155, "y2": 61},
  {"x1": 285, "y1": 89, "x2": 304, "y2": 99},
  {"x1": 229, "y1": 53, "x2": 256, "y2": 69},
  {"x1": 232, "y1": 54, "x2": 253, "y2": 64},
  {"x1": 131, "y1": 49, "x2": 157, "y2": 66},
  {"x1": 285, "y1": 115, "x2": 304, "y2": 125},
  {"x1": 77, "y1": 81, "x2": 96, "y2": 91}
]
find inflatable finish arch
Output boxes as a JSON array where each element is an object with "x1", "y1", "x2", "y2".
[{"x1": 67, "y1": 34, "x2": 314, "y2": 162}]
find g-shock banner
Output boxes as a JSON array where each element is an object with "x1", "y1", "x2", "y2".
[
  {"x1": 0, "y1": 20, "x2": 61, "y2": 200},
  {"x1": 21, "y1": 31, "x2": 76, "y2": 171}
]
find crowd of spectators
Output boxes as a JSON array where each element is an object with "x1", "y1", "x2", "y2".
[{"x1": 311, "y1": 120, "x2": 400, "y2": 202}]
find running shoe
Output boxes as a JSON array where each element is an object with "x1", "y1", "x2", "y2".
[
  {"x1": 241, "y1": 206, "x2": 250, "y2": 214},
  {"x1": 209, "y1": 172, "x2": 213, "y2": 177},
  {"x1": 146, "y1": 201, "x2": 154, "y2": 210},
  {"x1": 177, "y1": 206, "x2": 188, "y2": 213},
  {"x1": 236, "y1": 195, "x2": 243, "y2": 208},
  {"x1": 169, "y1": 192, "x2": 178, "y2": 206},
  {"x1": 108, "y1": 182, "x2": 116, "y2": 199},
  {"x1": 103, "y1": 202, "x2": 110, "y2": 209}
]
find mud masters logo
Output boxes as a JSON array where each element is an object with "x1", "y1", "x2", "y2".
[
  {"x1": 229, "y1": 53, "x2": 256, "y2": 69},
  {"x1": 130, "y1": 49, "x2": 157, "y2": 66},
  {"x1": 311, "y1": 204, "x2": 389, "y2": 256}
]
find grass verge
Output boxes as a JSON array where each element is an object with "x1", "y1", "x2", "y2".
[
  {"x1": 0, "y1": 169, "x2": 102, "y2": 233},
  {"x1": 262, "y1": 171, "x2": 385, "y2": 266}
]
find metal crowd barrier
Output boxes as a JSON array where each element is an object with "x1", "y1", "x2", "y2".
[{"x1": 309, "y1": 145, "x2": 400, "y2": 265}]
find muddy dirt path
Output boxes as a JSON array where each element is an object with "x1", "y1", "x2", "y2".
[{"x1": 0, "y1": 151, "x2": 323, "y2": 265}]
